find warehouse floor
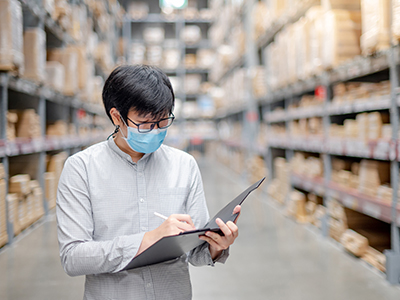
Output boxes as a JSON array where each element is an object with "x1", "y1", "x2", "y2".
[{"x1": 1, "y1": 156, "x2": 400, "y2": 300}]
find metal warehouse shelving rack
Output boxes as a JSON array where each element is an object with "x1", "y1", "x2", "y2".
[
  {"x1": 0, "y1": 0, "x2": 120, "y2": 246},
  {"x1": 212, "y1": 1, "x2": 400, "y2": 284}
]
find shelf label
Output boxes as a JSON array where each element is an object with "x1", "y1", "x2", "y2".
[{"x1": 363, "y1": 203, "x2": 381, "y2": 219}]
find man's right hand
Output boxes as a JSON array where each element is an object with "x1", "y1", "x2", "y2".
[{"x1": 136, "y1": 214, "x2": 196, "y2": 256}]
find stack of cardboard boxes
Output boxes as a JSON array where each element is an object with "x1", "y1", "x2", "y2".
[
  {"x1": 360, "y1": 0, "x2": 390, "y2": 55},
  {"x1": 267, "y1": 157, "x2": 290, "y2": 204},
  {"x1": 7, "y1": 174, "x2": 44, "y2": 236},
  {"x1": 291, "y1": 152, "x2": 324, "y2": 179},
  {"x1": 329, "y1": 111, "x2": 391, "y2": 142},
  {"x1": 46, "y1": 152, "x2": 68, "y2": 210},
  {"x1": 0, "y1": 0, "x2": 24, "y2": 73},
  {"x1": 9, "y1": 109, "x2": 41, "y2": 139}
]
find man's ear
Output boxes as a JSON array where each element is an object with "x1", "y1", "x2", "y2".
[{"x1": 110, "y1": 108, "x2": 122, "y2": 127}]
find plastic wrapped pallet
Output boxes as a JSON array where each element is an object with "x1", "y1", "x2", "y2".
[
  {"x1": 0, "y1": 0, "x2": 24, "y2": 73},
  {"x1": 322, "y1": 9, "x2": 362, "y2": 69},
  {"x1": 23, "y1": 28, "x2": 46, "y2": 82},
  {"x1": 48, "y1": 48, "x2": 78, "y2": 96},
  {"x1": 360, "y1": 0, "x2": 390, "y2": 55},
  {"x1": 45, "y1": 61, "x2": 65, "y2": 92}
]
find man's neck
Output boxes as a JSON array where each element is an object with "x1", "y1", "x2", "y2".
[{"x1": 114, "y1": 135, "x2": 145, "y2": 163}]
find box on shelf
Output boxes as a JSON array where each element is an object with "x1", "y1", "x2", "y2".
[
  {"x1": 6, "y1": 111, "x2": 18, "y2": 141},
  {"x1": 163, "y1": 49, "x2": 180, "y2": 69},
  {"x1": 286, "y1": 190, "x2": 308, "y2": 223},
  {"x1": 45, "y1": 61, "x2": 65, "y2": 92},
  {"x1": 184, "y1": 74, "x2": 202, "y2": 94},
  {"x1": 23, "y1": 28, "x2": 46, "y2": 83},
  {"x1": 358, "y1": 159, "x2": 390, "y2": 196},
  {"x1": 128, "y1": 2, "x2": 149, "y2": 20},
  {"x1": 0, "y1": 164, "x2": 5, "y2": 180},
  {"x1": 267, "y1": 157, "x2": 290, "y2": 204},
  {"x1": 196, "y1": 49, "x2": 214, "y2": 69},
  {"x1": 143, "y1": 27, "x2": 165, "y2": 45},
  {"x1": 9, "y1": 174, "x2": 31, "y2": 196},
  {"x1": 43, "y1": 0, "x2": 55, "y2": 16},
  {"x1": 9, "y1": 109, "x2": 41, "y2": 139},
  {"x1": 185, "y1": 54, "x2": 197, "y2": 69},
  {"x1": 46, "y1": 120, "x2": 69, "y2": 137},
  {"x1": 0, "y1": 179, "x2": 6, "y2": 245},
  {"x1": 322, "y1": 9, "x2": 362, "y2": 69},
  {"x1": 361, "y1": 246, "x2": 386, "y2": 272},
  {"x1": 360, "y1": 0, "x2": 390, "y2": 55},
  {"x1": 48, "y1": 48, "x2": 78, "y2": 96},
  {"x1": 340, "y1": 229, "x2": 369, "y2": 257},
  {"x1": 368, "y1": 111, "x2": 390, "y2": 141},
  {"x1": 181, "y1": 25, "x2": 202, "y2": 45},
  {"x1": 0, "y1": 0, "x2": 24, "y2": 73},
  {"x1": 44, "y1": 172, "x2": 56, "y2": 210},
  {"x1": 393, "y1": 0, "x2": 400, "y2": 43}
]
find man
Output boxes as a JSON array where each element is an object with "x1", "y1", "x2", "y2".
[{"x1": 56, "y1": 65, "x2": 241, "y2": 300}]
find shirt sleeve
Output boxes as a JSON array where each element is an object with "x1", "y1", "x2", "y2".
[
  {"x1": 185, "y1": 156, "x2": 230, "y2": 266},
  {"x1": 56, "y1": 155, "x2": 144, "y2": 276}
]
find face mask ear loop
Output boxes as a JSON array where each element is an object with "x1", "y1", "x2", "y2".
[
  {"x1": 119, "y1": 116, "x2": 129, "y2": 139},
  {"x1": 107, "y1": 125, "x2": 120, "y2": 140}
]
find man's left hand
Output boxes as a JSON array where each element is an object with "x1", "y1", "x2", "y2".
[{"x1": 199, "y1": 205, "x2": 241, "y2": 259}]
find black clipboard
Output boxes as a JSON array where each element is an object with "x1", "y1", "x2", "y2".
[{"x1": 122, "y1": 177, "x2": 265, "y2": 270}]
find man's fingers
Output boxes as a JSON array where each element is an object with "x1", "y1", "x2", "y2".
[
  {"x1": 169, "y1": 214, "x2": 196, "y2": 229},
  {"x1": 226, "y1": 221, "x2": 239, "y2": 238},
  {"x1": 216, "y1": 218, "x2": 233, "y2": 238},
  {"x1": 232, "y1": 205, "x2": 241, "y2": 224}
]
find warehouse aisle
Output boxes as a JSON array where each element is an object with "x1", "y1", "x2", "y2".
[{"x1": 1, "y1": 157, "x2": 400, "y2": 300}]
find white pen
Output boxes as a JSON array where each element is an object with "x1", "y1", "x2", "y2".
[{"x1": 154, "y1": 211, "x2": 168, "y2": 220}]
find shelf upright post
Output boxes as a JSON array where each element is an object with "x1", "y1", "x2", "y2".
[
  {"x1": 175, "y1": 11, "x2": 186, "y2": 144},
  {"x1": 243, "y1": 0, "x2": 260, "y2": 173},
  {"x1": 385, "y1": 37, "x2": 400, "y2": 284},
  {"x1": 122, "y1": 16, "x2": 131, "y2": 63},
  {"x1": 0, "y1": 73, "x2": 12, "y2": 244},
  {"x1": 321, "y1": 71, "x2": 332, "y2": 238}
]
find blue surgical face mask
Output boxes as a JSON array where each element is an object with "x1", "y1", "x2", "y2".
[{"x1": 121, "y1": 122, "x2": 167, "y2": 154}]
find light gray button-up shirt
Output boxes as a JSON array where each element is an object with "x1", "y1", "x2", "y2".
[{"x1": 56, "y1": 138, "x2": 229, "y2": 300}]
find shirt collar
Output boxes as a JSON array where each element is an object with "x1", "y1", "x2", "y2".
[{"x1": 107, "y1": 138, "x2": 152, "y2": 166}]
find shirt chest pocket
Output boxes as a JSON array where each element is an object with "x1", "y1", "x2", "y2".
[{"x1": 157, "y1": 187, "x2": 189, "y2": 216}]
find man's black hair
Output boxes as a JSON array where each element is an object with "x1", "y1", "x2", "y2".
[{"x1": 102, "y1": 65, "x2": 175, "y2": 124}]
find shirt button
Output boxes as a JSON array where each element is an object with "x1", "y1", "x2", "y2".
[
  {"x1": 141, "y1": 226, "x2": 147, "y2": 231},
  {"x1": 140, "y1": 198, "x2": 144, "y2": 203},
  {"x1": 146, "y1": 283, "x2": 152, "y2": 288}
]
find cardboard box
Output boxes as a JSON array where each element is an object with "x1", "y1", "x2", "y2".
[
  {"x1": 10, "y1": 109, "x2": 41, "y2": 138},
  {"x1": 360, "y1": 0, "x2": 390, "y2": 55},
  {"x1": 9, "y1": 174, "x2": 31, "y2": 195},
  {"x1": 23, "y1": 27, "x2": 46, "y2": 82},
  {"x1": 44, "y1": 172, "x2": 56, "y2": 209},
  {"x1": 341, "y1": 229, "x2": 369, "y2": 257},
  {"x1": 47, "y1": 48, "x2": 78, "y2": 96},
  {"x1": 322, "y1": 10, "x2": 362, "y2": 69},
  {"x1": 0, "y1": 0, "x2": 24, "y2": 72},
  {"x1": 45, "y1": 61, "x2": 65, "y2": 92}
]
